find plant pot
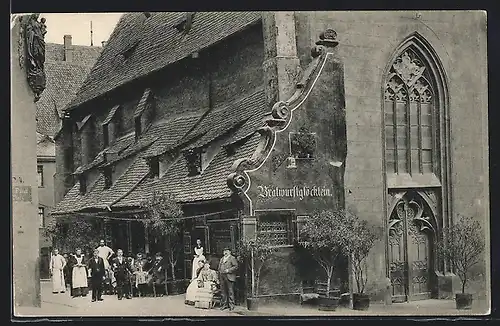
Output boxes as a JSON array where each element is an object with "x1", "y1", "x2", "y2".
[
  {"x1": 247, "y1": 297, "x2": 259, "y2": 311},
  {"x1": 455, "y1": 293, "x2": 473, "y2": 310},
  {"x1": 353, "y1": 293, "x2": 370, "y2": 311},
  {"x1": 318, "y1": 296, "x2": 340, "y2": 311}
]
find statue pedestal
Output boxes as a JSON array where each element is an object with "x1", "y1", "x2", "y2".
[{"x1": 11, "y1": 15, "x2": 42, "y2": 310}]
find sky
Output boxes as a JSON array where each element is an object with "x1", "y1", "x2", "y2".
[{"x1": 39, "y1": 13, "x2": 124, "y2": 46}]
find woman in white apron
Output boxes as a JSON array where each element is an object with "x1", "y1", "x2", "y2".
[
  {"x1": 50, "y1": 249, "x2": 66, "y2": 293},
  {"x1": 191, "y1": 239, "x2": 204, "y2": 280},
  {"x1": 185, "y1": 255, "x2": 206, "y2": 305},
  {"x1": 70, "y1": 248, "x2": 89, "y2": 297}
]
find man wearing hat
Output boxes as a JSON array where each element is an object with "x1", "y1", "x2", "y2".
[
  {"x1": 218, "y1": 247, "x2": 238, "y2": 311},
  {"x1": 149, "y1": 252, "x2": 166, "y2": 297}
]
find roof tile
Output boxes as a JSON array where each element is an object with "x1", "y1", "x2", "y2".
[{"x1": 66, "y1": 12, "x2": 262, "y2": 111}]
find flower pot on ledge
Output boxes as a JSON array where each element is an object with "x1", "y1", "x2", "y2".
[
  {"x1": 352, "y1": 293, "x2": 370, "y2": 310},
  {"x1": 455, "y1": 293, "x2": 473, "y2": 310}
]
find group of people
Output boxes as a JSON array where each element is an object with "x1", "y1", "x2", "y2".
[
  {"x1": 49, "y1": 238, "x2": 240, "y2": 310},
  {"x1": 185, "y1": 239, "x2": 239, "y2": 311},
  {"x1": 49, "y1": 240, "x2": 167, "y2": 302}
]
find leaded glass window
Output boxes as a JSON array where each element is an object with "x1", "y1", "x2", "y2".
[{"x1": 384, "y1": 50, "x2": 438, "y2": 176}]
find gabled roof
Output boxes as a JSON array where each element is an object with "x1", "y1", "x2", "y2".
[
  {"x1": 51, "y1": 87, "x2": 268, "y2": 215},
  {"x1": 183, "y1": 88, "x2": 266, "y2": 150},
  {"x1": 65, "y1": 12, "x2": 262, "y2": 112},
  {"x1": 116, "y1": 132, "x2": 261, "y2": 206},
  {"x1": 36, "y1": 44, "x2": 102, "y2": 138}
]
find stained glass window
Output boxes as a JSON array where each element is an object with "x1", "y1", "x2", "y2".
[{"x1": 384, "y1": 50, "x2": 438, "y2": 175}]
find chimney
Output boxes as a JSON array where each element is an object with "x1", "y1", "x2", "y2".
[
  {"x1": 63, "y1": 35, "x2": 74, "y2": 62},
  {"x1": 101, "y1": 41, "x2": 107, "y2": 47}
]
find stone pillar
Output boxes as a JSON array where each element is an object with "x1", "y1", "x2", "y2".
[
  {"x1": 261, "y1": 11, "x2": 301, "y2": 109},
  {"x1": 11, "y1": 14, "x2": 46, "y2": 309}
]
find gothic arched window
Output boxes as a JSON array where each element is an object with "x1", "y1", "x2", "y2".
[{"x1": 384, "y1": 49, "x2": 439, "y2": 177}]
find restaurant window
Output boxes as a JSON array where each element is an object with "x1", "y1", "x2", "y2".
[
  {"x1": 38, "y1": 207, "x2": 45, "y2": 228},
  {"x1": 37, "y1": 165, "x2": 44, "y2": 187},
  {"x1": 256, "y1": 210, "x2": 295, "y2": 247}
]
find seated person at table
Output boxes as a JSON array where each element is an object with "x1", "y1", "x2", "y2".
[
  {"x1": 194, "y1": 261, "x2": 220, "y2": 308},
  {"x1": 184, "y1": 256, "x2": 206, "y2": 305}
]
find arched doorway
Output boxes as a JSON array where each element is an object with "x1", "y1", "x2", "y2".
[{"x1": 388, "y1": 191, "x2": 437, "y2": 302}]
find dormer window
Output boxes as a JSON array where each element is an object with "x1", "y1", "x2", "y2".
[
  {"x1": 174, "y1": 12, "x2": 195, "y2": 34},
  {"x1": 122, "y1": 41, "x2": 139, "y2": 61},
  {"x1": 103, "y1": 167, "x2": 112, "y2": 189},
  {"x1": 103, "y1": 125, "x2": 109, "y2": 147},
  {"x1": 135, "y1": 116, "x2": 142, "y2": 140},
  {"x1": 148, "y1": 157, "x2": 160, "y2": 178},
  {"x1": 184, "y1": 149, "x2": 201, "y2": 176},
  {"x1": 134, "y1": 88, "x2": 153, "y2": 141},
  {"x1": 102, "y1": 105, "x2": 121, "y2": 148},
  {"x1": 79, "y1": 174, "x2": 87, "y2": 195}
]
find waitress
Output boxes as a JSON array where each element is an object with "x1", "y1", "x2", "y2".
[{"x1": 191, "y1": 239, "x2": 204, "y2": 280}]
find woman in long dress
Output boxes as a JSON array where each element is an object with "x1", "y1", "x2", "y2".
[
  {"x1": 70, "y1": 248, "x2": 89, "y2": 298},
  {"x1": 194, "y1": 261, "x2": 220, "y2": 308},
  {"x1": 50, "y1": 249, "x2": 67, "y2": 294},
  {"x1": 191, "y1": 239, "x2": 204, "y2": 280},
  {"x1": 185, "y1": 255, "x2": 206, "y2": 305}
]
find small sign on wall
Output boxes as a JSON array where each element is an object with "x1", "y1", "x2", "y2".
[{"x1": 12, "y1": 185, "x2": 32, "y2": 202}]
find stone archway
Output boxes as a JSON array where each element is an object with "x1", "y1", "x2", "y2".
[{"x1": 388, "y1": 191, "x2": 438, "y2": 302}]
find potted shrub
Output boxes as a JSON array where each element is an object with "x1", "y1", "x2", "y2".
[
  {"x1": 239, "y1": 237, "x2": 279, "y2": 311},
  {"x1": 140, "y1": 190, "x2": 183, "y2": 295},
  {"x1": 44, "y1": 215, "x2": 101, "y2": 254},
  {"x1": 439, "y1": 215, "x2": 485, "y2": 310},
  {"x1": 298, "y1": 210, "x2": 350, "y2": 311},
  {"x1": 343, "y1": 211, "x2": 382, "y2": 311}
]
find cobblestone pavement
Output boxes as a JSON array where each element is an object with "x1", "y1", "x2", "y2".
[{"x1": 14, "y1": 281, "x2": 489, "y2": 318}]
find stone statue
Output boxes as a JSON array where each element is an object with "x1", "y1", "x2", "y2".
[{"x1": 24, "y1": 14, "x2": 47, "y2": 102}]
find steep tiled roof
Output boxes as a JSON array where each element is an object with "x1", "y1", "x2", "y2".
[
  {"x1": 66, "y1": 12, "x2": 262, "y2": 111},
  {"x1": 183, "y1": 88, "x2": 266, "y2": 150},
  {"x1": 36, "y1": 44, "x2": 102, "y2": 137},
  {"x1": 51, "y1": 157, "x2": 151, "y2": 215},
  {"x1": 80, "y1": 114, "x2": 202, "y2": 172},
  {"x1": 52, "y1": 88, "x2": 266, "y2": 215},
  {"x1": 46, "y1": 43, "x2": 103, "y2": 65},
  {"x1": 115, "y1": 132, "x2": 261, "y2": 206}
]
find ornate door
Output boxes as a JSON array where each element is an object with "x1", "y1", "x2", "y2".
[{"x1": 388, "y1": 193, "x2": 435, "y2": 302}]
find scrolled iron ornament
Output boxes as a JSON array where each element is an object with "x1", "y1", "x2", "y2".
[
  {"x1": 271, "y1": 101, "x2": 290, "y2": 120},
  {"x1": 227, "y1": 172, "x2": 247, "y2": 193}
]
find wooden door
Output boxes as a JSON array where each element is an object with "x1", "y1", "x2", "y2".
[{"x1": 389, "y1": 195, "x2": 434, "y2": 302}]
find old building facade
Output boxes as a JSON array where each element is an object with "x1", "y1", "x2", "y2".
[
  {"x1": 51, "y1": 12, "x2": 488, "y2": 304},
  {"x1": 36, "y1": 35, "x2": 101, "y2": 278}
]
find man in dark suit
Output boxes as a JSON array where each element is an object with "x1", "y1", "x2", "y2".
[
  {"x1": 112, "y1": 249, "x2": 133, "y2": 300},
  {"x1": 88, "y1": 249, "x2": 105, "y2": 302},
  {"x1": 218, "y1": 247, "x2": 238, "y2": 311}
]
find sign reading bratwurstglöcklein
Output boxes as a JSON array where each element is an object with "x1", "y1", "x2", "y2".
[{"x1": 257, "y1": 185, "x2": 333, "y2": 201}]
